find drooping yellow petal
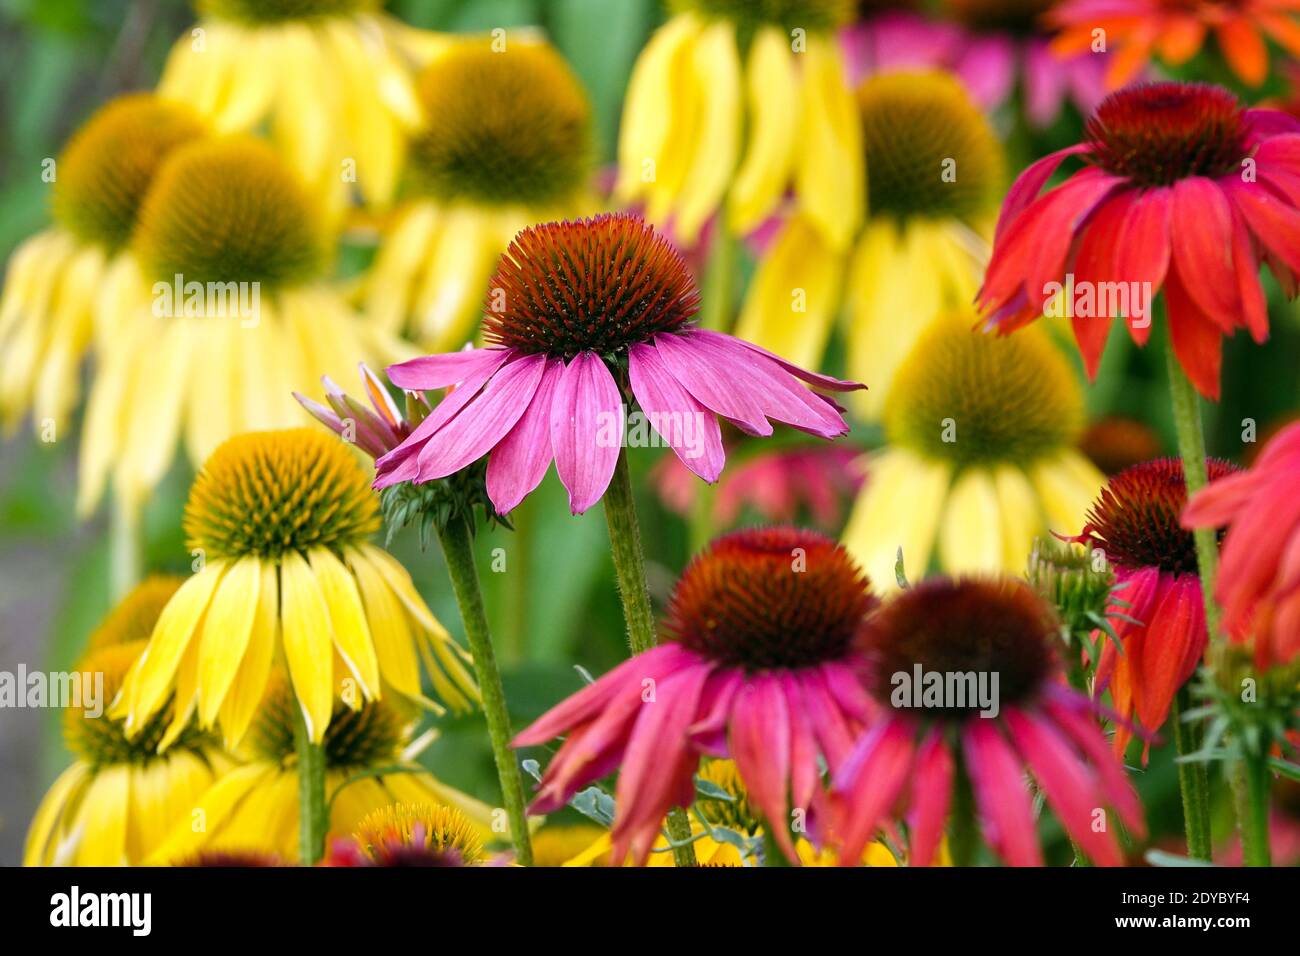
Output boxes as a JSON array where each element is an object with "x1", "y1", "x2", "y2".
[
  {"x1": 727, "y1": 26, "x2": 797, "y2": 234},
  {"x1": 74, "y1": 765, "x2": 131, "y2": 866},
  {"x1": 310, "y1": 546, "x2": 381, "y2": 702},
  {"x1": 938, "y1": 467, "x2": 1003, "y2": 572},
  {"x1": 846, "y1": 220, "x2": 943, "y2": 418},
  {"x1": 794, "y1": 34, "x2": 863, "y2": 250},
  {"x1": 991, "y1": 464, "x2": 1044, "y2": 570},
  {"x1": 364, "y1": 201, "x2": 441, "y2": 338},
  {"x1": 735, "y1": 215, "x2": 844, "y2": 369},
  {"x1": 212, "y1": 29, "x2": 275, "y2": 132},
  {"x1": 195, "y1": 555, "x2": 262, "y2": 726},
  {"x1": 117, "y1": 561, "x2": 224, "y2": 732},
  {"x1": 126, "y1": 750, "x2": 218, "y2": 862},
  {"x1": 615, "y1": 13, "x2": 701, "y2": 205},
  {"x1": 117, "y1": 317, "x2": 194, "y2": 507},
  {"x1": 158, "y1": 625, "x2": 202, "y2": 752},
  {"x1": 23, "y1": 763, "x2": 89, "y2": 866},
  {"x1": 270, "y1": 24, "x2": 333, "y2": 191},
  {"x1": 672, "y1": 20, "x2": 741, "y2": 244},
  {"x1": 280, "y1": 549, "x2": 336, "y2": 742},
  {"x1": 1029, "y1": 449, "x2": 1105, "y2": 537},
  {"x1": 841, "y1": 448, "x2": 952, "y2": 590},
  {"x1": 32, "y1": 244, "x2": 104, "y2": 432},
  {"x1": 345, "y1": 545, "x2": 422, "y2": 699},
  {"x1": 217, "y1": 562, "x2": 278, "y2": 748},
  {"x1": 144, "y1": 762, "x2": 276, "y2": 864},
  {"x1": 410, "y1": 203, "x2": 504, "y2": 350}
]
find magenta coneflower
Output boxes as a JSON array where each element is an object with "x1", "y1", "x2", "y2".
[
  {"x1": 831, "y1": 577, "x2": 1144, "y2": 867},
  {"x1": 373, "y1": 213, "x2": 862, "y2": 515},
  {"x1": 978, "y1": 82, "x2": 1300, "y2": 399},
  {"x1": 513, "y1": 527, "x2": 880, "y2": 864},
  {"x1": 1068, "y1": 458, "x2": 1239, "y2": 759}
]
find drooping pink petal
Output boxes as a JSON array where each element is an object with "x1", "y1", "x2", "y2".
[
  {"x1": 685, "y1": 666, "x2": 741, "y2": 756},
  {"x1": 513, "y1": 643, "x2": 698, "y2": 746},
  {"x1": 1067, "y1": 192, "x2": 1130, "y2": 379},
  {"x1": 798, "y1": 667, "x2": 860, "y2": 772},
  {"x1": 962, "y1": 719, "x2": 1043, "y2": 866},
  {"x1": 1170, "y1": 178, "x2": 1241, "y2": 333},
  {"x1": 728, "y1": 333, "x2": 865, "y2": 392},
  {"x1": 1111, "y1": 185, "x2": 1173, "y2": 347},
  {"x1": 1229, "y1": 207, "x2": 1270, "y2": 343},
  {"x1": 829, "y1": 715, "x2": 916, "y2": 865},
  {"x1": 386, "y1": 347, "x2": 510, "y2": 390},
  {"x1": 627, "y1": 342, "x2": 725, "y2": 482},
  {"x1": 611, "y1": 662, "x2": 712, "y2": 866},
  {"x1": 783, "y1": 673, "x2": 819, "y2": 814},
  {"x1": 728, "y1": 675, "x2": 796, "y2": 860},
  {"x1": 907, "y1": 726, "x2": 953, "y2": 868},
  {"x1": 486, "y1": 358, "x2": 564, "y2": 514},
  {"x1": 1162, "y1": 261, "x2": 1224, "y2": 400},
  {"x1": 548, "y1": 352, "x2": 624, "y2": 514},
  {"x1": 1138, "y1": 574, "x2": 1206, "y2": 732},
  {"x1": 954, "y1": 35, "x2": 1016, "y2": 110},
  {"x1": 1043, "y1": 687, "x2": 1145, "y2": 835},
  {"x1": 652, "y1": 332, "x2": 773, "y2": 435},
  {"x1": 411, "y1": 354, "x2": 547, "y2": 482},
  {"x1": 993, "y1": 143, "x2": 1090, "y2": 244},
  {"x1": 1023, "y1": 170, "x2": 1125, "y2": 311},
  {"x1": 1004, "y1": 706, "x2": 1123, "y2": 866}
]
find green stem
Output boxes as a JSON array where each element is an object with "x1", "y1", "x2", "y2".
[
  {"x1": 109, "y1": 495, "x2": 141, "y2": 601},
  {"x1": 294, "y1": 703, "x2": 327, "y2": 865},
  {"x1": 1172, "y1": 687, "x2": 1213, "y2": 861},
  {"x1": 602, "y1": 448, "x2": 658, "y2": 656},
  {"x1": 950, "y1": 761, "x2": 978, "y2": 867},
  {"x1": 762, "y1": 819, "x2": 792, "y2": 867},
  {"x1": 699, "y1": 226, "x2": 737, "y2": 333},
  {"x1": 1237, "y1": 752, "x2": 1272, "y2": 867},
  {"x1": 1163, "y1": 348, "x2": 1221, "y2": 640},
  {"x1": 436, "y1": 516, "x2": 534, "y2": 866},
  {"x1": 665, "y1": 808, "x2": 699, "y2": 868}
]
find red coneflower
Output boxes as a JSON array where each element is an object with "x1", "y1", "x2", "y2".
[
  {"x1": 977, "y1": 81, "x2": 1300, "y2": 399},
  {"x1": 373, "y1": 213, "x2": 862, "y2": 515},
  {"x1": 1069, "y1": 458, "x2": 1239, "y2": 757},
  {"x1": 512, "y1": 527, "x2": 880, "y2": 864},
  {"x1": 1184, "y1": 423, "x2": 1300, "y2": 669},
  {"x1": 1051, "y1": 0, "x2": 1300, "y2": 89},
  {"x1": 831, "y1": 577, "x2": 1143, "y2": 867}
]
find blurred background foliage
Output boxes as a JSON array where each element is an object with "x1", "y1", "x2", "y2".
[{"x1": 0, "y1": 0, "x2": 1297, "y2": 865}]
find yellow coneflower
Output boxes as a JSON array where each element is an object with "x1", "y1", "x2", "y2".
[
  {"x1": 529, "y1": 824, "x2": 612, "y2": 867},
  {"x1": 86, "y1": 575, "x2": 184, "y2": 652},
  {"x1": 616, "y1": 0, "x2": 862, "y2": 247},
  {"x1": 737, "y1": 70, "x2": 1003, "y2": 417},
  {"x1": 159, "y1": 0, "x2": 442, "y2": 208},
  {"x1": 113, "y1": 429, "x2": 478, "y2": 747},
  {"x1": 842, "y1": 316, "x2": 1104, "y2": 587},
  {"x1": 77, "y1": 136, "x2": 405, "y2": 519},
  {"x1": 145, "y1": 675, "x2": 495, "y2": 863},
  {"x1": 25, "y1": 640, "x2": 225, "y2": 866},
  {"x1": 0, "y1": 94, "x2": 205, "y2": 436},
  {"x1": 361, "y1": 35, "x2": 595, "y2": 351}
]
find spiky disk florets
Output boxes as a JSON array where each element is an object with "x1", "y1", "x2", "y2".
[
  {"x1": 1085, "y1": 83, "x2": 1247, "y2": 187},
  {"x1": 482, "y1": 214, "x2": 701, "y2": 360},
  {"x1": 664, "y1": 527, "x2": 878, "y2": 671}
]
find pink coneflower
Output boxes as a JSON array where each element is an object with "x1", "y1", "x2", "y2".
[
  {"x1": 652, "y1": 443, "x2": 864, "y2": 531},
  {"x1": 977, "y1": 81, "x2": 1300, "y2": 400},
  {"x1": 296, "y1": 363, "x2": 430, "y2": 460},
  {"x1": 841, "y1": 6, "x2": 1108, "y2": 128},
  {"x1": 513, "y1": 527, "x2": 880, "y2": 864},
  {"x1": 831, "y1": 576, "x2": 1144, "y2": 867},
  {"x1": 373, "y1": 214, "x2": 862, "y2": 514},
  {"x1": 1183, "y1": 422, "x2": 1300, "y2": 669},
  {"x1": 1068, "y1": 458, "x2": 1239, "y2": 758}
]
